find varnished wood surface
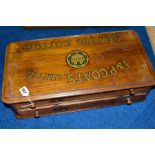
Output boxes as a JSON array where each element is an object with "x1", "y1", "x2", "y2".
[
  {"x1": 14, "y1": 93, "x2": 147, "y2": 118},
  {"x1": 146, "y1": 26, "x2": 155, "y2": 55},
  {"x1": 2, "y1": 30, "x2": 155, "y2": 104}
]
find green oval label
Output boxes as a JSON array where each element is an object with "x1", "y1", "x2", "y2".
[{"x1": 67, "y1": 50, "x2": 89, "y2": 68}]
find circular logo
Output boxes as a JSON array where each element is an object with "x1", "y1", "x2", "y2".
[{"x1": 66, "y1": 50, "x2": 89, "y2": 68}]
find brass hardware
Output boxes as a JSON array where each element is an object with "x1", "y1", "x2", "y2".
[
  {"x1": 35, "y1": 110, "x2": 40, "y2": 118},
  {"x1": 129, "y1": 89, "x2": 135, "y2": 96},
  {"x1": 127, "y1": 97, "x2": 132, "y2": 105},
  {"x1": 20, "y1": 102, "x2": 36, "y2": 109},
  {"x1": 30, "y1": 102, "x2": 36, "y2": 109}
]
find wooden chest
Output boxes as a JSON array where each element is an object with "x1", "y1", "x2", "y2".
[{"x1": 2, "y1": 30, "x2": 155, "y2": 118}]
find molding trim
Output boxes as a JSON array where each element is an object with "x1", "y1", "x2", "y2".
[{"x1": 146, "y1": 26, "x2": 155, "y2": 55}]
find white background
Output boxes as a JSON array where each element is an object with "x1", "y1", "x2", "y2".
[
  {"x1": 0, "y1": 130, "x2": 155, "y2": 155},
  {"x1": 0, "y1": 0, "x2": 155, "y2": 25}
]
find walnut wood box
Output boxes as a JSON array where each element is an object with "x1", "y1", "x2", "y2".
[{"x1": 2, "y1": 30, "x2": 155, "y2": 118}]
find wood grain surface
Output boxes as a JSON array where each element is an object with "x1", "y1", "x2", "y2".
[
  {"x1": 146, "y1": 26, "x2": 155, "y2": 55},
  {"x1": 2, "y1": 30, "x2": 155, "y2": 104}
]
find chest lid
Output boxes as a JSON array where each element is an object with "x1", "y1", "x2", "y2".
[{"x1": 2, "y1": 30, "x2": 155, "y2": 104}]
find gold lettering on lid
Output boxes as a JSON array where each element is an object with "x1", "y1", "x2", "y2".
[
  {"x1": 92, "y1": 71, "x2": 101, "y2": 79},
  {"x1": 19, "y1": 33, "x2": 121, "y2": 52},
  {"x1": 83, "y1": 72, "x2": 91, "y2": 81},
  {"x1": 99, "y1": 69, "x2": 108, "y2": 78},
  {"x1": 27, "y1": 59, "x2": 130, "y2": 83}
]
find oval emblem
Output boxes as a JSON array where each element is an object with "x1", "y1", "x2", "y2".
[{"x1": 67, "y1": 50, "x2": 89, "y2": 68}]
